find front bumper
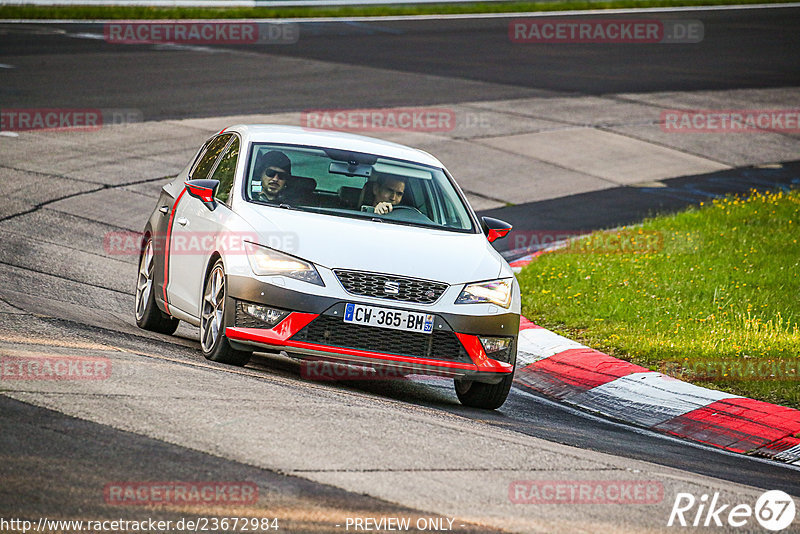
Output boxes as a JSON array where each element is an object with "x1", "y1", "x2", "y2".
[{"x1": 225, "y1": 274, "x2": 518, "y2": 383}]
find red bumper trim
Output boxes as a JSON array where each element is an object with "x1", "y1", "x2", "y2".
[
  {"x1": 225, "y1": 313, "x2": 513, "y2": 374},
  {"x1": 454, "y1": 332, "x2": 513, "y2": 373}
]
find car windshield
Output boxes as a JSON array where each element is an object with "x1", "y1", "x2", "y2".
[{"x1": 244, "y1": 143, "x2": 475, "y2": 232}]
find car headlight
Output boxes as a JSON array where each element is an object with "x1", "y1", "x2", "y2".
[
  {"x1": 455, "y1": 278, "x2": 513, "y2": 308},
  {"x1": 244, "y1": 242, "x2": 324, "y2": 286}
]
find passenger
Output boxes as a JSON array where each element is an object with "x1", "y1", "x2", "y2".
[
  {"x1": 372, "y1": 174, "x2": 405, "y2": 214},
  {"x1": 253, "y1": 150, "x2": 292, "y2": 203}
]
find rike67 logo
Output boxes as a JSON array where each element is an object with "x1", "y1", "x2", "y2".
[{"x1": 668, "y1": 490, "x2": 796, "y2": 531}]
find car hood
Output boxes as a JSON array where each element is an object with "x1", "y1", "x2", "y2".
[{"x1": 242, "y1": 206, "x2": 507, "y2": 284}]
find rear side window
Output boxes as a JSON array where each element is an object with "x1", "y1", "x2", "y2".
[
  {"x1": 209, "y1": 136, "x2": 240, "y2": 204},
  {"x1": 191, "y1": 134, "x2": 232, "y2": 180}
]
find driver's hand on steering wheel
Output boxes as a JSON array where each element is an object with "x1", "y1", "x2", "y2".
[{"x1": 374, "y1": 202, "x2": 393, "y2": 215}]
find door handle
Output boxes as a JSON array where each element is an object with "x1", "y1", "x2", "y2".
[
  {"x1": 159, "y1": 205, "x2": 169, "y2": 214},
  {"x1": 177, "y1": 217, "x2": 189, "y2": 226}
]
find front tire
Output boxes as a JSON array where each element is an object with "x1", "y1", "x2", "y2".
[
  {"x1": 454, "y1": 373, "x2": 514, "y2": 410},
  {"x1": 135, "y1": 238, "x2": 179, "y2": 335},
  {"x1": 200, "y1": 259, "x2": 251, "y2": 366},
  {"x1": 454, "y1": 349, "x2": 516, "y2": 410}
]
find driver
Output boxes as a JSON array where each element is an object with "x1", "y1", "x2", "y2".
[
  {"x1": 253, "y1": 150, "x2": 292, "y2": 203},
  {"x1": 372, "y1": 174, "x2": 405, "y2": 215}
]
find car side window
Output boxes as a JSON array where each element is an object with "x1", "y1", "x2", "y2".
[
  {"x1": 209, "y1": 136, "x2": 239, "y2": 205},
  {"x1": 190, "y1": 134, "x2": 232, "y2": 181}
]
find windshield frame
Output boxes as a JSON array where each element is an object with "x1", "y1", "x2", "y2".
[{"x1": 240, "y1": 141, "x2": 480, "y2": 234}]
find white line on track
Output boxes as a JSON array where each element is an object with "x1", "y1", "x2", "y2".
[{"x1": 3, "y1": 2, "x2": 800, "y2": 23}]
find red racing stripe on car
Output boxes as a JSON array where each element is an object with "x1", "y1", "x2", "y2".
[
  {"x1": 515, "y1": 348, "x2": 649, "y2": 399},
  {"x1": 653, "y1": 397, "x2": 800, "y2": 453},
  {"x1": 455, "y1": 332, "x2": 487, "y2": 366},
  {"x1": 162, "y1": 188, "x2": 186, "y2": 315},
  {"x1": 268, "y1": 312, "x2": 318, "y2": 341}
]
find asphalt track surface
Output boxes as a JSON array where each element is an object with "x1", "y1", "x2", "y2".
[
  {"x1": 1, "y1": 7, "x2": 800, "y2": 118},
  {"x1": 2, "y1": 7, "x2": 800, "y2": 532}
]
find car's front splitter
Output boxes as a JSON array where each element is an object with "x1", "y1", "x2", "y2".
[{"x1": 225, "y1": 312, "x2": 514, "y2": 383}]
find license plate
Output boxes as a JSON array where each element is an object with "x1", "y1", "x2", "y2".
[{"x1": 343, "y1": 303, "x2": 434, "y2": 335}]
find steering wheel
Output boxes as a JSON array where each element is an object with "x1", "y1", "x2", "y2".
[{"x1": 389, "y1": 205, "x2": 424, "y2": 215}]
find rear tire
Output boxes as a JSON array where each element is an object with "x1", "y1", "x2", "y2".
[
  {"x1": 135, "y1": 238, "x2": 180, "y2": 335},
  {"x1": 200, "y1": 259, "x2": 251, "y2": 367}
]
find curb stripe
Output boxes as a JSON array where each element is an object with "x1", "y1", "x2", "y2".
[
  {"x1": 515, "y1": 316, "x2": 800, "y2": 463},
  {"x1": 516, "y1": 328, "x2": 585, "y2": 365},
  {"x1": 516, "y1": 348, "x2": 648, "y2": 400},
  {"x1": 654, "y1": 398, "x2": 800, "y2": 453},
  {"x1": 773, "y1": 442, "x2": 800, "y2": 464},
  {"x1": 518, "y1": 316, "x2": 541, "y2": 330},
  {"x1": 569, "y1": 372, "x2": 737, "y2": 427},
  {"x1": 531, "y1": 347, "x2": 648, "y2": 386},
  {"x1": 754, "y1": 436, "x2": 800, "y2": 459}
]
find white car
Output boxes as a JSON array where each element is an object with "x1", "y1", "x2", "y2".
[{"x1": 135, "y1": 125, "x2": 520, "y2": 409}]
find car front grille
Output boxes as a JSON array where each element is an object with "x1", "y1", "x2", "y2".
[
  {"x1": 291, "y1": 314, "x2": 469, "y2": 362},
  {"x1": 333, "y1": 269, "x2": 448, "y2": 304}
]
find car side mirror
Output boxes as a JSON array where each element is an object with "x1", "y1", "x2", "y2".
[
  {"x1": 481, "y1": 216, "x2": 512, "y2": 243},
  {"x1": 184, "y1": 179, "x2": 220, "y2": 211}
]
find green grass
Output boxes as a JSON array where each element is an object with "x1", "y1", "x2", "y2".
[
  {"x1": 517, "y1": 188, "x2": 800, "y2": 409},
  {"x1": 0, "y1": 0, "x2": 797, "y2": 20}
]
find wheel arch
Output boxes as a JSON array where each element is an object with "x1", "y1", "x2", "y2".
[
  {"x1": 204, "y1": 251, "x2": 224, "y2": 283},
  {"x1": 199, "y1": 251, "x2": 225, "y2": 316},
  {"x1": 138, "y1": 226, "x2": 152, "y2": 255}
]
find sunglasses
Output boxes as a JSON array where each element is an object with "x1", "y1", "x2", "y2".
[{"x1": 263, "y1": 168, "x2": 289, "y2": 180}]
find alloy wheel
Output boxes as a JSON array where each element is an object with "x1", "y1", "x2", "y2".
[
  {"x1": 201, "y1": 264, "x2": 225, "y2": 352},
  {"x1": 135, "y1": 240, "x2": 154, "y2": 321}
]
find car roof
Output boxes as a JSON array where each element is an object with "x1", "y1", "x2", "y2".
[{"x1": 224, "y1": 124, "x2": 444, "y2": 168}]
